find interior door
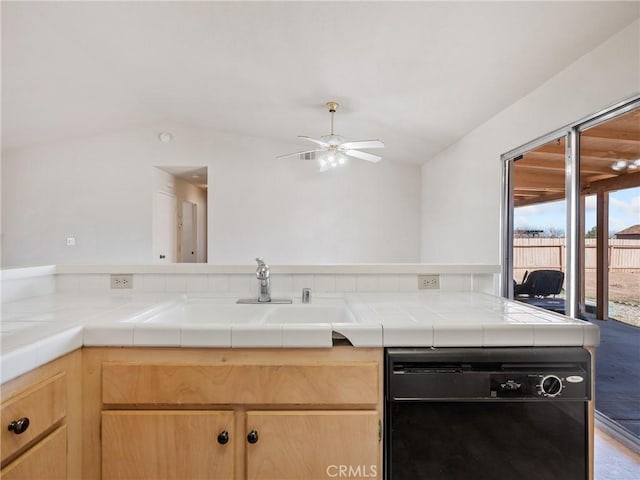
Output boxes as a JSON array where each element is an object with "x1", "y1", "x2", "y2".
[
  {"x1": 245, "y1": 410, "x2": 380, "y2": 480},
  {"x1": 154, "y1": 191, "x2": 177, "y2": 263},
  {"x1": 181, "y1": 201, "x2": 197, "y2": 263},
  {"x1": 102, "y1": 411, "x2": 234, "y2": 480}
]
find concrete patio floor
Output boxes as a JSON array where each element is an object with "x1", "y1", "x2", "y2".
[{"x1": 586, "y1": 315, "x2": 640, "y2": 437}]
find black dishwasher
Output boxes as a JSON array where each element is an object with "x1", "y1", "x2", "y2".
[{"x1": 385, "y1": 347, "x2": 591, "y2": 480}]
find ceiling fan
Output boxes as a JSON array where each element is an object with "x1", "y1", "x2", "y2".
[{"x1": 277, "y1": 102, "x2": 384, "y2": 172}]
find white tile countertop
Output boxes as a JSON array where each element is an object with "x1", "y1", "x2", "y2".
[{"x1": 0, "y1": 291, "x2": 599, "y2": 384}]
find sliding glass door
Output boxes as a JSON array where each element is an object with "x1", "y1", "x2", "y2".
[{"x1": 502, "y1": 95, "x2": 640, "y2": 319}]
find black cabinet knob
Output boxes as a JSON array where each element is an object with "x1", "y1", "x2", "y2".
[
  {"x1": 217, "y1": 430, "x2": 229, "y2": 445},
  {"x1": 247, "y1": 429, "x2": 259, "y2": 444},
  {"x1": 8, "y1": 417, "x2": 30, "y2": 435}
]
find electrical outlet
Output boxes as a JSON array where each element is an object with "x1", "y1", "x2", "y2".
[
  {"x1": 111, "y1": 274, "x2": 133, "y2": 289},
  {"x1": 418, "y1": 274, "x2": 440, "y2": 290}
]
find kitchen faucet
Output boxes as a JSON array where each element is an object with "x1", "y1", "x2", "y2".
[
  {"x1": 236, "y1": 258, "x2": 292, "y2": 304},
  {"x1": 255, "y1": 258, "x2": 271, "y2": 302}
]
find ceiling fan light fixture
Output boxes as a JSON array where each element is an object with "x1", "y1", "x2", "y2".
[
  {"x1": 611, "y1": 160, "x2": 628, "y2": 171},
  {"x1": 277, "y1": 100, "x2": 384, "y2": 171},
  {"x1": 322, "y1": 134, "x2": 344, "y2": 146},
  {"x1": 317, "y1": 151, "x2": 347, "y2": 172}
]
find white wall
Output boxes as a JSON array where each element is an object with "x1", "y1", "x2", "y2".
[
  {"x1": 421, "y1": 20, "x2": 640, "y2": 264},
  {"x1": 1, "y1": 126, "x2": 421, "y2": 266}
]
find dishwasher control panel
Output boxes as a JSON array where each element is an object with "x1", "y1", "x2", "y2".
[
  {"x1": 489, "y1": 372, "x2": 587, "y2": 398},
  {"x1": 387, "y1": 347, "x2": 591, "y2": 401}
]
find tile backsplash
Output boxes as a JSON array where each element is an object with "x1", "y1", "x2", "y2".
[
  {"x1": 1, "y1": 266, "x2": 57, "y2": 303},
  {"x1": 1, "y1": 265, "x2": 499, "y2": 303},
  {"x1": 54, "y1": 272, "x2": 497, "y2": 296}
]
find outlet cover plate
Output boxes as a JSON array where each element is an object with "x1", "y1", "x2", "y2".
[
  {"x1": 111, "y1": 274, "x2": 133, "y2": 289},
  {"x1": 418, "y1": 274, "x2": 440, "y2": 290}
]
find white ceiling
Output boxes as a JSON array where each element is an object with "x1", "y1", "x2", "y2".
[{"x1": 2, "y1": 1, "x2": 638, "y2": 164}]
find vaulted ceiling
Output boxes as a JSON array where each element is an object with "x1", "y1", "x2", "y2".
[{"x1": 2, "y1": 2, "x2": 639, "y2": 165}]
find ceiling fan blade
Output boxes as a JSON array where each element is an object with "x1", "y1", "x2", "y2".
[
  {"x1": 345, "y1": 149, "x2": 382, "y2": 163},
  {"x1": 340, "y1": 140, "x2": 384, "y2": 150},
  {"x1": 276, "y1": 149, "x2": 322, "y2": 160},
  {"x1": 298, "y1": 136, "x2": 330, "y2": 148}
]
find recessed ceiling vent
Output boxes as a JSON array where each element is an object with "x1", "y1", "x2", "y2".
[{"x1": 299, "y1": 151, "x2": 316, "y2": 161}]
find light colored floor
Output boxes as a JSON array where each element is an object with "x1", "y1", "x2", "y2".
[{"x1": 595, "y1": 428, "x2": 640, "y2": 479}]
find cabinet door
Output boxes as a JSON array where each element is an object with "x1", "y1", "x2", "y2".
[
  {"x1": 246, "y1": 411, "x2": 380, "y2": 480},
  {"x1": 1, "y1": 425, "x2": 67, "y2": 480},
  {"x1": 102, "y1": 411, "x2": 234, "y2": 480}
]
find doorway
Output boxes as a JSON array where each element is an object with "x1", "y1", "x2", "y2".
[
  {"x1": 578, "y1": 108, "x2": 640, "y2": 446},
  {"x1": 502, "y1": 97, "x2": 640, "y2": 450},
  {"x1": 153, "y1": 166, "x2": 208, "y2": 263}
]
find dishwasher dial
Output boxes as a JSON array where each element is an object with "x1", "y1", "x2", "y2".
[{"x1": 540, "y1": 375, "x2": 563, "y2": 396}]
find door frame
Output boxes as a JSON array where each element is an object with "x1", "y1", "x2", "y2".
[{"x1": 500, "y1": 94, "x2": 640, "y2": 318}]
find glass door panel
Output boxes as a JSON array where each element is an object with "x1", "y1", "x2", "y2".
[
  {"x1": 511, "y1": 136, "x2": 567, "y2": 313},
  {"x1": 579, "y1": 107, "x2": 640, "y2": 321},
  {"x1": 578, "y1": 106, "x2": 640, "y2": 441}
]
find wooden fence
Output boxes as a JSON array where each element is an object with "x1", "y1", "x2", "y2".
[{"x1": 513, "y1": 238, "x2": 640, "y2": 276}]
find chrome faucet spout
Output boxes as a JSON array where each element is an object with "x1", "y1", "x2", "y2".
[
  {"x1": 302, "y1": 288, "x2": 312, "y2": 304},
  {"x1": 236, "y1": 258, "x2": 291, "y2": 304},
  {"x1": 255, "y1": 258, "x2": 271, "y2": 302}
]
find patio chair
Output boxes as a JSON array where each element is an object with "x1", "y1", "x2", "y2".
[{"x1": 514, "y1": 269, "x2": 564, "y2": 298}]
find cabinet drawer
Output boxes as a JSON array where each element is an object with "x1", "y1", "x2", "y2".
[
  {"x1": 1, "y1": 373, "x2": 66, "y2": 463},
  {"x1": 103, "y1": 362, "x2": 379, "y2": 406},
  {"x1": 1, "y1": 425, "x2": 67, "y2": 480}
]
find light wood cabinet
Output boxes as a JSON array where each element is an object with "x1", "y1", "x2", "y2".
[
  {"x1": 0, "y1": 350, "x2": 82, "y2": 479},
  {"x1": 102, "y1": 411, "x2": 234, "y2": 480},
  {"x1": 84, "y1": 347, "x2": 382, "y2": 480},
  {"x1": 245, "y1": 411, "x2": 379, "y2": 480}
]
